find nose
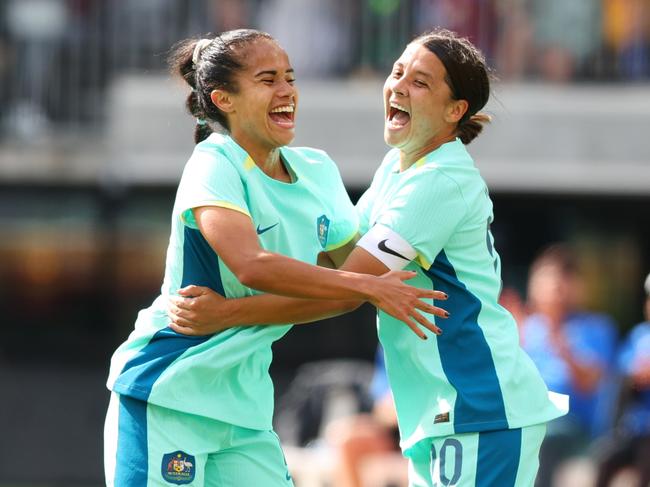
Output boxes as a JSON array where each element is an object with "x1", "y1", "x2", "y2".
[
  {"x1": 389, "y1": 76, "x2": 408, "y2": 97},
  {"x1": 277, "y1": 79, "x2": 296, "y2": 100}
]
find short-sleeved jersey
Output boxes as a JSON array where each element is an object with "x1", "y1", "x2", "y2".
[
  {"x1": 106, "y1": 133, "x2": 358, "y2": 430},
  {"x1": 356, "y1": 139, "x2": 568, "y2": 453}
]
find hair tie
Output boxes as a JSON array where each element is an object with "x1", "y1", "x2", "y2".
[
  {"x1": 196, "y1": 118, "x2": 207, "y2": 126},
  {"x1": 192, "y1": 38, "x2": 212, "y2": 66}
]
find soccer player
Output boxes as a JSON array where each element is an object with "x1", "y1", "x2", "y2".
[
  {"x1": 103, "y1": 30, "x2": 447, "y2": 487},
  {"x1": 170, "y1": 29, "x2": 569, "y2": 486}
]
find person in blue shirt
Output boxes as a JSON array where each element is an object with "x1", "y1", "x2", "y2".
[
  {"x1": 520, "y1": 244, "x2": 618, "y2": 487},
  {"x1": 596, "y1": 272, "x2": 650, "y2": 487}
]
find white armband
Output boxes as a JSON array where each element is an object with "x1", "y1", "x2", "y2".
[{"x1": 357, "y1": 224, "x2": 416, "y2": 270}]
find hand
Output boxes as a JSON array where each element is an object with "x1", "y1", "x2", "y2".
[
  {"x1": 168, "y1": 285, "x2": 229, "y2": 336},
  {"x1": 367, "y1": 271, "x2": 448, "y2": 339}
]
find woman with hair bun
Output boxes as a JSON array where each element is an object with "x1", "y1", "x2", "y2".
[
  {"x1": 172, "y1": 29, "x2": 569, "y2": 486},
  {"x1": 103, "y1": 29, "x2": 446, "y2": 487}
]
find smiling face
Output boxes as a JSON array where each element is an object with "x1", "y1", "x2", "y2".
[
  {"x1": 211, "y1": 38, "x2": 297, "y2": 161},
  {"x1": 383, "y1": 43, "x2": 468, "y2": 164}
]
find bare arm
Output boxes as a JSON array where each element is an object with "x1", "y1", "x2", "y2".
[
  {"x1": 169, "y1": 238, "x2": 448, "y2": 339},
  {"x1": 190, "y1": 206, "x2": 441, "y2": 325}
]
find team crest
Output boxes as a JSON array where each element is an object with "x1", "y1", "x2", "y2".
[
  {"x1": 317, "y1": 215, "x2": 330, "y2": 249},
  {"x1": 161, "y1": 451, "x2": 195, "y2": 485}
]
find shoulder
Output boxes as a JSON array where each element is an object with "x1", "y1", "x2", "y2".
[
  {"x1": 627, "y1": 321, "x2": 650, "y2": 342},
  {"x1": 570, "y1": 312, "x2": 616, "y2": 330},
  {"x1": 182, "y1": 135, "x2": 243, "y2": 176},
  {"x1": 285, "y1": 146, "x2": 344, "y2": 181},
  {"x1": 285, "y1": 146, "x2": 334, "y2": 165}
]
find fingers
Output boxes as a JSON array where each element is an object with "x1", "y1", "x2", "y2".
[
  {"x1": 402, "y1": 316, "x2": 428, "y2": 340},
  {"x1": 393, "y1": 270, "x2": 418, "y2": 282},
  {"x1": 411, "y1": 310, "x2": 442, "y2": 335},
  {"x1": 169, "y1": 322, "x2": 199, "y2": 336},
  {"x1": 414, "y1": 300, "x2": 449, "y2": 319},
  {"x1": 170, "y1": 295, "x2": 195, "y2": 312},
  {"x1": 177, "y1": 285, "x2": 207, "y2": 297},
  {"x1": 416, "y1": 288, "x2": 448, "y2": 300},
  {"x1": 168, "y1": 301, "x2": 194, "y2": 321}
]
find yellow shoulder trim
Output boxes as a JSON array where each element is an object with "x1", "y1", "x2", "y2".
[
  {"x1": 416, "y1": 252, "x2": 432, "y2": 270},
  {"x1": 243, "y1": 156, "x2": 255, "y2": 171},
  {"x1": 180, "y1": 201, "x2": 251, "y2": 226}
]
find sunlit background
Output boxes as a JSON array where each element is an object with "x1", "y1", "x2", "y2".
[{"x1": 1, "y1": 0, "x2": 649, "y2": 485}]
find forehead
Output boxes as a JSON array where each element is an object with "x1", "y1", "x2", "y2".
[
  {"x1": 239, "y1": 38, "x2": 291, "y2": 73},
  {"x1": 394, "y1": 42, "x2": 447, "y2": 79}
]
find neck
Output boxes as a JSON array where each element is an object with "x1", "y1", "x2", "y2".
[
  {"x1": 233, "y1": 135, "x2": 291, "y2": 182},
  {"x1": 252, "y1": 147, "x2": 291, "y2": 182},
  {"x1": 399, "y1": 133, "x2": 457, "y2": 172}
]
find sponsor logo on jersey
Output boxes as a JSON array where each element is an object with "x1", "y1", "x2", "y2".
[
  {"x1": 161, "y1": 451, "x2": 195, "y2": 485},
  {"x1": 378, "y1": 239, "x2": 409, "y2": 261},
  {"x1": 257, "y1": 222, "x2": 279, "y2": 235},
  {"x1": 434, "y1": 412, "x2": 450, "y2": 424},
  {"x1": 317, "y1": 215, "x2": 330, "y2": 249}
]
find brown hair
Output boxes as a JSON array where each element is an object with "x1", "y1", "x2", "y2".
[
  {"x1": 168, "y1": 29, "x2": 275, "y2": 143},
  {"x1": 413, "y1": 28, "x2": 492, "y2": 144}
]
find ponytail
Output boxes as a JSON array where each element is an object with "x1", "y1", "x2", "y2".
[
  {"x1": 457, "y1": 112, "x2": 491, "y2": 145},
  {"x1": 169, "y1": 38, "x2": 215, "y2": 144},
  {"x1": 167, "y1": 30, "x2": 274, "y2": 144}
]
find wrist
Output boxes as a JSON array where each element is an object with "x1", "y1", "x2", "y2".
[
  {"x1": 354, "y1": 273, "x2": 378, "y2": 302},
  {"x1": 219, "y1": 298, "x2": 241, "y2": 328}
]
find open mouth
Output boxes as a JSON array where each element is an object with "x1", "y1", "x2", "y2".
[
  {"x1": 387, "y1": 102, "x2": 410, "y2": 129},
  {"x1": 269, "y1": 105, "x2": 295, "y2": 129}
]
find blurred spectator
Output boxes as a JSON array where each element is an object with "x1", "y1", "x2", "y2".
[
  {"x1": 4, "y1": 0, "x2": 69, "y2": 136},
  {"x1": 531, "y1": 0, "x2": 602, "y2": 81},
  {"x1": 498, "y1": 285, "x2": 529, "y2": 330},
  {"x1": 520, "y1": 244, "x2": 618, "y2": 487},
  {"x1": 493, "y1": 0, "x2": 534, "y2": 80},
  {"x1": 414, "y1": 0, "x2": 498, "y2": 61},
  {"x1": 325, "y1": 347, "x2": 403, "y2": 487},
  {"x1": 602, "y1": 0, "x2": 650, "y2": 79},
  {"x1": 259, "y1": 0, "x2": 354, "y2": 77},
  {"x1": 595, "y1": 272, "x2": 650, "y2": 487}
]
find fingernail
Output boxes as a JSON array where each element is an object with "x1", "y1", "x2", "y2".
[
  {"x1": 443, "y1": 293, "x2": 448, "y2": 299},
  {"x1": 444, "y1": 311, "x2": 450, "y2": 317},
  {"x1": 422, "y1": 335, "x2": 428, "y2": 340}
]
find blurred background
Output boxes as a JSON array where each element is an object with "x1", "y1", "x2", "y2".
[{"x1": 1, "y1": 0, "x2": 649, "y2": 486}]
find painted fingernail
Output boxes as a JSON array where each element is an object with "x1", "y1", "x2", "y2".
[{"x1": 443, "y1": 293, "x2": 448, "y2": 299}]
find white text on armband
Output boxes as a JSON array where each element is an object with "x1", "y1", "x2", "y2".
[{"x1": 357, "y1": 224, "x2": 417, "y2": 271}]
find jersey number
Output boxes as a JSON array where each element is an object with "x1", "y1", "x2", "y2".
[{"x1": 430, "y1": 438, "x2": 463, "y2": 485}]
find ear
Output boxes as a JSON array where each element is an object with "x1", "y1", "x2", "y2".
[
  {"x1": 445, "y1": 99, "x2": 469, "y2": 124},
  {"x1": 210, "y1": 89, "x2": 234, "y2": 113}
]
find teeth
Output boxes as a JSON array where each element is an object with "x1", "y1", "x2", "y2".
[
  {"x1": 390, "y1": 102, "x2": 409, "y2": 114},
  {"x1": 270, "y1": 105, "x2": 294, "y2": 113}
]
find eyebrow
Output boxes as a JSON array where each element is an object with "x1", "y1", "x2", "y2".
[
  {"x1": 414, "y1": 70, "x2": 433, "y2": 79},
  {"x1": 254, "y1": 69, "x2": 295, "y2": 77}
]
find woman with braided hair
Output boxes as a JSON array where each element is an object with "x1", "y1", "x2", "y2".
[{"x1": 103, "y1": 29, "x2": 446, "y2": 487}]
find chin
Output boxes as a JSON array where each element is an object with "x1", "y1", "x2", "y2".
[{"x1": 384, "y1": 129, "x2": 406, "y2": 148}]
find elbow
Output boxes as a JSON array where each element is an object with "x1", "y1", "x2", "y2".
[
  {"x1": 340, "y1": 300, "x2": 363, "y2": 313},
  {"x1": 233, "y1": 252, "x2": 271, "y2": 289},
  {"x1": 236, "y1": 268, "x2": 264, "y2": 289}
]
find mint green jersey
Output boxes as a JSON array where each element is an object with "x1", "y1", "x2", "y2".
[
  {"x1": 107, "y1": 133, "x2": 358, "y2": 430},
  {"x1": 356, "y1": 139, "x2": 567, "y2": 453}
]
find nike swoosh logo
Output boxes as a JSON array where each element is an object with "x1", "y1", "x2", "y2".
[
  {"x1": 378, "y1": 239, "x2": 409, "y2": 261},
  {"x1": 256, "y1": 222, "x2": 279, "y2": 235}
]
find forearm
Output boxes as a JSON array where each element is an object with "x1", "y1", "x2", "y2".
[
  {"x1": 239, "y1": 250, "x2": 375, "y2": 301},
  {"x1": 221, "y1": 294, "x2": 362, "y2": 327}
]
